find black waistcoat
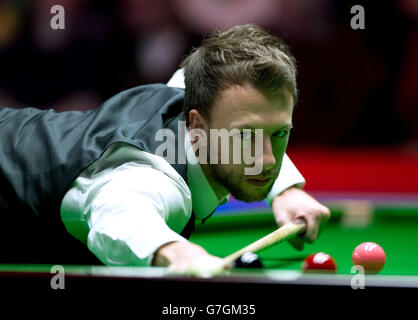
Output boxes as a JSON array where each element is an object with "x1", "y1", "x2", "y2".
[{"x1": 0, "y1": 84, "x2": 192, "y2": 264}]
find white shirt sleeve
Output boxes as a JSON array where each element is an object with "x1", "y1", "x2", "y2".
[
  {"x1": 61, "y1": 145, "x2": 192, "y2": 266},
  {"x1": 88, "y1": 165, "x2": 190, "y2": 266}
]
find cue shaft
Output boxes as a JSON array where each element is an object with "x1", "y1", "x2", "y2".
[{"x1": 221, "y1": 221, "x2": 306, "y2": 267}]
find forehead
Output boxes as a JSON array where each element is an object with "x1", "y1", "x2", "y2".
[{"x1": 210, "y1": 83, "x2": 294, "y2": 129}]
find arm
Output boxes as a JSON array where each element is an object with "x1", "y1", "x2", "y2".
[{"x1": 62, "y1": 161, "x2": 226, "y2": 275}]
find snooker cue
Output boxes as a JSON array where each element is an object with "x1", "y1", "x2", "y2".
[{"x1": 221, "y1": 220, "x2": 307, "y2": 267}]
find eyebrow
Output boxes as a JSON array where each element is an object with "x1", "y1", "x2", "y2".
[{"x1": 234, "y1": 123, "x2": 293, "y2": 131}]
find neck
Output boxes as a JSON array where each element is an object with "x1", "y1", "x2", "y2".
[{"x1": 189, "y1": 133, "x2": 229, "y2": 201}]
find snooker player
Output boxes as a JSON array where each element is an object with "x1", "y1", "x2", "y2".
[{"x1": 0, "y1": 24, "x2": 330, "y2": 276}]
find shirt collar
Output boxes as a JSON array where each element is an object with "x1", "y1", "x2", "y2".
[{"x1": 185, "y1": 130, "x2": 229, "y2": 220}]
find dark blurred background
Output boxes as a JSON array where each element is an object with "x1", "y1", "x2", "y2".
[{"x1": 0, "y1": 0, "x2": 417, "y2": 149}]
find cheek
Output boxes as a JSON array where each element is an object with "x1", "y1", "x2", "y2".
[
  {"x1": 272, "y1": 138, "x2": 289, "y2": 163},
  {"x1": 218, "y1": 163, "x2": 246, "y2": 181}
]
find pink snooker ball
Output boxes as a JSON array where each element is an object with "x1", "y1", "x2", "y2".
[{"x1": 352, "y1": 242, "x2": 386, "y2": 274}]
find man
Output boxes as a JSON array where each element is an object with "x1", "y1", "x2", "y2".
[{"x1": 0, "y1": 24, "x2": 329, "y2": 276}]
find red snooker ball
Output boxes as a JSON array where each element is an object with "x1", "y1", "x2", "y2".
[
  {"x1": 302, "y1": 252, "x2": 337, "y2": 273},
  {"x1": 352, "y1": 242, "x2": 386, "y2": 274}
]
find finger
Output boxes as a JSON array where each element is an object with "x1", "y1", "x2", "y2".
[
  {"x1": 317, "y1": 208, "x2": 330, "y2": 237},
  {"x1": 295, "y1": 213, "x2": 319, "y2": 243},
  {"x1": 167, "y1": 263, "x2": 187, "y2": 275},
  {"x1": 274, "y1": 212, "x2": 293, "y2": 228},
  {"x1": 189, "y1": 256, "x2": 227, "y2": 278},
  {"x1": 224, "y1": 262, "x2": 233, "y2": 270},
  {"x1": 312, "y1": 205, "x2": 331, "y2": 239},
  {"x1": 320, "y1": 204, "x2": 331, "y2": 221}
]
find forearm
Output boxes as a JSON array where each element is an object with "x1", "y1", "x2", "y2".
[
  {"x1": 78, "y1": 165, "x2": 192, "y2": 266},
  {"x1": 87, "y1": 189, "x2": 188, "y2": 266}
]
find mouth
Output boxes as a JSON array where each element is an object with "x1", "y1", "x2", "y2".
[{"x1": 246, "y1": 176, "x2": 272, "y2": 187}]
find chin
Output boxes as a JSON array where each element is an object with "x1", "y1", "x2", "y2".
[
  {"x1": 231, "y1": 189, "x2": 269, "y2": 203},
  {"x1": 235, "y1": 194, "x2": 266, "y2": 203}
]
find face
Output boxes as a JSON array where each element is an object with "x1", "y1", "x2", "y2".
[{"x1": 189, "y1": 83, "x2": 294, "y2": 202}]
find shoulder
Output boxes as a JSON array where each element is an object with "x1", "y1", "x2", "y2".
[{"x1": 112, "y1": 84, "x2": 184, "y2": 104}]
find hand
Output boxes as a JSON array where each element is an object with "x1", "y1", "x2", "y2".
[
  {"x1": 272, "y1": 187, "x2": 330, "y2": 251},
  {"x1": 153, "y1": 241, "x2": 230, "y2": 277}
]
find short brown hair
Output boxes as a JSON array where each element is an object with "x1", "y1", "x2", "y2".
[{"x1": 181, "y1": 24, "x2": 297, "y2": 126}]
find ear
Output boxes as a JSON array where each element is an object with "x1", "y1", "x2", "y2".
[{"x1": 188, "y1": 109, "x2": 208, "y2": 131}]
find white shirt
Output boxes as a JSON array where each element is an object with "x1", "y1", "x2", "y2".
[
  {"x1": 61, "y1": 136, "x2": 305, "y2": 266},
  {"x1": 60, "y1": 72, "x2": 305, "y2": 266}
]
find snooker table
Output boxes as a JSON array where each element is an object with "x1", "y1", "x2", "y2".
[
  {"x1": 190, "y1": 204, "x2": 418, "y2": 277},
  {"x1": 1, "y1": 201, "x2": 417, "y2": 316}
]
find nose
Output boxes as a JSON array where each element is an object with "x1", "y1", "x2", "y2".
[{"x1": 262, "y1": 136, "x2": 276, "y2": 172}]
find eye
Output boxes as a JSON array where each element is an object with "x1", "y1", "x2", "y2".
[
  {"x1": 272, "y1": 130, "x2": 289, "y2": 139},
  {"x1": 240, "y1": 130, "x2": 253, "y2": 140}
]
